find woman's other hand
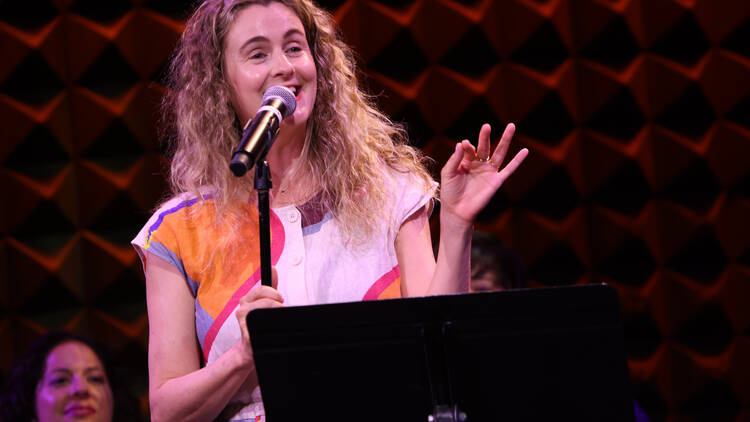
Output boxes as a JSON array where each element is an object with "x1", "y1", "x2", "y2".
[
  {"x1": 440, "y1": 123, "x2": 528, "y2": 226},
  {"x1": 234, "y1": 268, "x2": 284, "y2": 362}
]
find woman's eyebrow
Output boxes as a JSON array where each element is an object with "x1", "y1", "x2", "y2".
[
  {"x1": 48, "y1": 366, "x2": 103, "y2": 374},
  {"x1": 283, "y1": 28, "x2": 305, "y2": 39},
  {"x1": 239, "y1": 35, "x2": 270, "y2": 53},
  {"x1": 239, "y1": 28, "x2": 305, "y2": 52}
]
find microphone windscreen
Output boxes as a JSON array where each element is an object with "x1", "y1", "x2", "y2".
[{"x1": 263, "y1": 86, "x2": 297, "y2": 118}]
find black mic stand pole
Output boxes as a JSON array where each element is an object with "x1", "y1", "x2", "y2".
[
  {"x1": 254, "y1": 160, "x2": 273, "y2": 287},
  {"x1": 231, "y1": 104, "x2": 289, "y2": 288}
]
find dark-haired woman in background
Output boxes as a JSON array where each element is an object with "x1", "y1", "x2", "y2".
[
  {"x1": 0, "y1": 331, "x2": 143, "y2": 422},
  {"x1": 470, "y1": 231, "x2": 527, "y2": 292}
]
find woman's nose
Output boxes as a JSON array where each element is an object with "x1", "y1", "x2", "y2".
[
  {"x1": 271, "y1": 51, "x2": 294, "y2": 78},
  {"x1": 70, "y1": 376, "x2": 91, "y2": 398}
]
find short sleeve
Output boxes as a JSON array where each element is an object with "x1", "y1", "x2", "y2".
[
  {"x1": 389, "y1": 170, "x2": 438, "y2": 229},
  {"x1": 131, "y1": 194, "x2": 198, "y2": 293}
]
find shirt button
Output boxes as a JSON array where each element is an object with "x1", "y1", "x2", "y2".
[
  {"x1": 291, "y1": 255, "x2": 303, "y2": 266},
  {"x1": 287, "y1": 209, "x2": 300, "y2": 223}
]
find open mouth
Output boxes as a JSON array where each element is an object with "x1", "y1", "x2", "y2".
[{"x1": 286, "y1": 85, "x2": 301, "y2": 99}]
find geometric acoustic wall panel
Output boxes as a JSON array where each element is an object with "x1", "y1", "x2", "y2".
[
  {"x1": 1, "y1": 1, "x2": 749, "y2": 421},
  {"x1": 0, "y1": 0, "x2": 178, "y2": 413}
]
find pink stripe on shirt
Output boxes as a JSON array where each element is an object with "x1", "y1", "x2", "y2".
[{"x1": 362, "y1": 266, "x2": 400, "y2": 301}]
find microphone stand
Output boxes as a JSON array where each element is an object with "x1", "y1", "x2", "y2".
[
  {"x1": 231, "y1": 130, "x2": 275, "y2": 289},
  {"x1": 229, "y1": 87, "x2": 295, "y2": 288},
  {"x1": 254, "y1": 161, "x2": 273, "y2": 287}
]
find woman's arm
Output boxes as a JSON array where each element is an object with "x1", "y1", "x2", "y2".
[
  {"x1": 395, "y1": 202, "x2": 472, "y2": 296},
  {"x1": 145, "y1": 253, "x2": 282, "y2": 422},
  {"x1": 397, "y1": 123, "x2": 527, "y2": 296}
]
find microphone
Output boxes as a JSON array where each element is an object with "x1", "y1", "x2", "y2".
[{"x1": 229, "y1": 86, "x2": 297, "y2": 177}]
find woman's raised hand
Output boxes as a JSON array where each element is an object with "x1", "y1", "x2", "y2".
[{"x1": 439, "y1": 123, "x2": 528, "y2": 226}]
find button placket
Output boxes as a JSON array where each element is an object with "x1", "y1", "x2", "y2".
[
  {"x1": 280, "y1": 205, "x2": 308, "y2": 304},
  {"x1": 287, "y1": 209, "x2": 300, "y2": 223},
  {"x1": 290, "y1": 254, "x2": 303, "y2": 266}
]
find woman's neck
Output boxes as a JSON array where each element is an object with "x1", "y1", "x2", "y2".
[{"x1": 263, "y1": 123, "x2": 314, "y2": 207}]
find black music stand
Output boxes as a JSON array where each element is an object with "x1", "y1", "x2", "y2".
[{"x1": 247, "y1": 284, "x2": 635, "y2": 422}]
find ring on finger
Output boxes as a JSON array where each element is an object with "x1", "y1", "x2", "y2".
[{"x1": 475, "y1": 154, "x2": 491, "y2": 162}]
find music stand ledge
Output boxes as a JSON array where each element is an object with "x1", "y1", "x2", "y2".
[{"x1": 247, "y1": 284, "x2": 635, "y2": 422}]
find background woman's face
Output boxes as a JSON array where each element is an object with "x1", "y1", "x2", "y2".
[
  {"x1": 223, "y1": 2, "x2": 318, "y2": 128},
  {"x1": 35, "y1": 341, "x2": 114, "y2": 422}
]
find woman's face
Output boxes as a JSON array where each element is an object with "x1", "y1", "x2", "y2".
[
  {"x1": 470, "y1": 269, "x2": 503, "y2": 293},
  {"x1": 35, "y1": 341, "x2": 114, "y2": 422},
  {"x1": 223, "y1": 2, "x2": 318, "y2": 128}
]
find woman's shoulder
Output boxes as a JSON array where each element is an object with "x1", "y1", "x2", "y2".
[
  {"x1": 153, "y1": 187, "x2": 218, "y2": 215},
  {"x1": 380, "y1": 165, "x2": 437, "y2": 226},
  {"x1": 132, "y1": 188, "x2": 219, "y2": 249},
  {"x1": 382, "y1": 165, "x2": 437, "y2": 198}
]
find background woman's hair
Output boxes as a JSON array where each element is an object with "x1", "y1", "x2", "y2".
[
  {"x1": 162, "y1": 0, "x2": 434, "y2": 241},
  {"x1": 471, "y1": 231, "x2": 526, "y2": 290},
  {"x1": 0, "y1": 331, "x2": 144, "y2": 422}
]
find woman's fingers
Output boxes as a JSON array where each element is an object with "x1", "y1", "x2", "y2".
[
  {"x1": 239, "y1": 284, "x2": 284, "y2": 304},
  {"x1": 475, "y1": 123, "x2": 492, "y2": 160},
  {"x1": 236, "y1": 297, "x2": 283, "y2": 321},
  {"x1": 497, "y1": 148, "x2": 529, "y2": 183},
  {"x1": 459, "y1": 140, "x2": 476, "y2": 172},
  {"x1": 235, "y1": 298, "x2": 283, "y2": 346},
  {"x1": 442, "y1": 140, "x2": 475, "y2": 177},
  {"x1": 233, "y1": 267, "x2": 283, "y2": 356},
  {"x1": 235, "y1": 285, "x2": 284, "y2": 345},
  {"x1": 243, "y1": 298, "x2": 285, "y2": 311},
  {"x1": 489, "y1": 123, "x2": 515, "y2": 169}
]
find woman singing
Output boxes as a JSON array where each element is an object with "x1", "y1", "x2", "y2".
[{"x1": 132, "y1": 0, "x2": 528, "y2": 420}]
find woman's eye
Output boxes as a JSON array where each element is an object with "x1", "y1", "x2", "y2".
[
  {"x1": 287, "y1": 45, "x2": 303, "y2": 54},
  {"x1": 249, "y1": 52, "x2": 266, "y2": 60},
  {"x1": 88, "y1": 376, "x2": 106, "y2": 384},
  {"x1": 50, "y1": 377, "x2": 68, "y2": 386}
]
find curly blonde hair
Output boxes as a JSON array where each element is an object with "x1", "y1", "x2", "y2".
[{"x1": 162, "y1": 0, "x2": 434, "y2": 240}]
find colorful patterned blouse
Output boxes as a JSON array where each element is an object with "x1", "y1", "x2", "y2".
[{"x1": 132, "y1": 171, "x2": 435, "y2": 421}]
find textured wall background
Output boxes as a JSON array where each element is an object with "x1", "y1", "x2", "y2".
[{"x1": 1, "y1": 0, "x2": 749, "y2": 420}]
